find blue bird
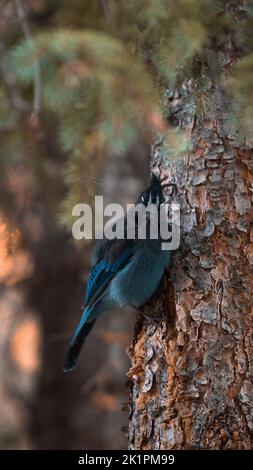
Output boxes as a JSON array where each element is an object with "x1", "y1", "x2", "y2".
[{"x1": 64, "y1": 173, "x2": 172, "y2": 372}]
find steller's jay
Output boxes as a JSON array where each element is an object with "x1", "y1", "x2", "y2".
[{"x1": 64, "y1": 173, "x2": 173, "y2": 372}]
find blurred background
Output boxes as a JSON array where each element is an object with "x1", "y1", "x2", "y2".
[{"x1": 0, "y1": 0, "x2": 154, "y2": 450}]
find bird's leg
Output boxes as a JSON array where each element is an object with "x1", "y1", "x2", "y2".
[
  {"x1": 135, "y1": 273, "x2": 173, "y2": 323},
  {"x1": 135, "y1": 302, "x2": 167, "y2": 322}
]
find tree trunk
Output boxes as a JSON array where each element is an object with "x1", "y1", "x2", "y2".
[{"x1": 128, "y1": 72, "x2": 253, "y2": 448}]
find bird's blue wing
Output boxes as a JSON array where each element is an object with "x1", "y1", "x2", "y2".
[
  {"x1": 84, "y1": 245, "x2": 134, "y2": 306},
  {"x1": 64, "y1": 244, "x2": 134, "y2": 372}
]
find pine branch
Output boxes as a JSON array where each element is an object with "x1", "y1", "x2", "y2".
[{"x1": 14, "y1": 0, "x2": 41, "y2": 116}]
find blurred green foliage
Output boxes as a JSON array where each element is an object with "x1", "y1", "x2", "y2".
[{"x1": 1, "y1": 0, "x2": 253, "y2": 226}]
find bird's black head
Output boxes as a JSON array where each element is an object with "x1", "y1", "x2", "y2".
[{"x1": 136, "y1": 173, "x2": 167, "y2": 207}]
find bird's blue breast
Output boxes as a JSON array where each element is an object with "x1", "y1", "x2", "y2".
[{"x1": 108, "y1": 242, "x2": 170, "y2": 308}]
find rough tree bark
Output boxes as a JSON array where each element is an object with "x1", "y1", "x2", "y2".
[{"x1": 128, "y1": 34, "x2": 253, "y2": 449}]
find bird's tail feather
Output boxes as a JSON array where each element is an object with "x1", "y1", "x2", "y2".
[{"x1": 64, "y1": 307, "x2": 96, "y2": 372}]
